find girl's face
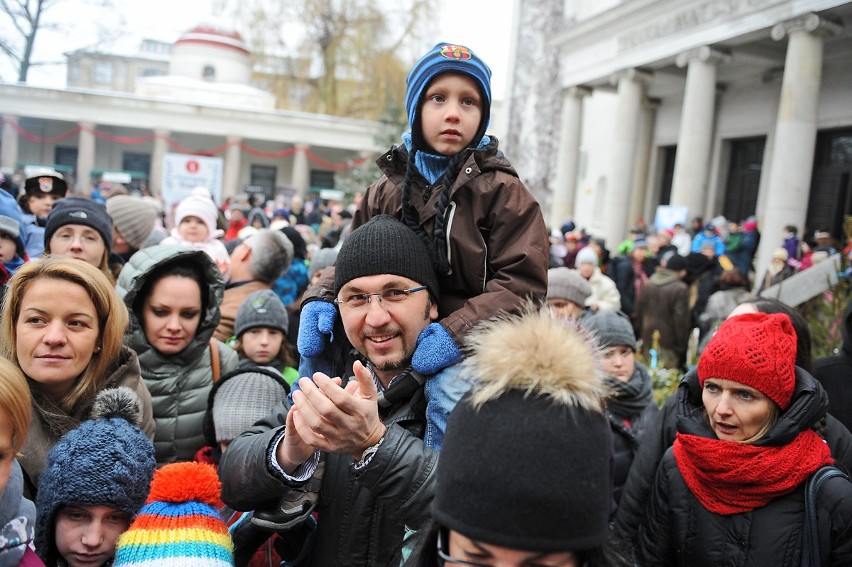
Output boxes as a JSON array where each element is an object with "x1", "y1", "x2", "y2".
[
  {"x1": 16, "y1": 279, "x2": 100, "y2": 400},
  {"x1": 445, "y1": 529, "x2": 580, "y2": 567},
  {"x1": 0, "y1": 233, "x2": 17, "y2": 262},
  {"x1": 49, "y1": 224, "x2": 107, "y2": 268},
  {"x1": 142, "y1": 275, "x2": 202, "y2": 355},
  {"x1": 702, "y1": 377, "x2": 774, "y2": 442},
  {"x1": 599, "y1": 345, "x2": 635, "y2": 383},
  {"x1": 240, "y1": 327, "x2": 285, "y2": 365},
  {"x1": 55, "y1": 504, "x2": 130, "y2": 567},
  {"x1": 178, "y1": 216, "x2": 209, "y2": 243}
]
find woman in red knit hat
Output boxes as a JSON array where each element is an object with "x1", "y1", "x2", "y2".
[{"x1": 639, "y1": 312, "x2": 852, "y2": 566}]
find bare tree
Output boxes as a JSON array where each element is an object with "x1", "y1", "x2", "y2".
[
  {"x1": 217, "y1": 0, "x2": 434, "y2": 120},
  {"x1": 0, "y1": 0, "x2": 120, "y2": 83}
]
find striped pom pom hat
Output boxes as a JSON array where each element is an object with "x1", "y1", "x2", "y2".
[{"x1": 113, "y1": 462, "x2": 234, "y2": 566}]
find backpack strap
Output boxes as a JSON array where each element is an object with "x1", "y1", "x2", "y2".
[
  {"x1": 801, "y1": 465, "x2": 850, "y2": 567},
  {"x1": 209, "y1": 338, "x2": 221, "y2": 383}
]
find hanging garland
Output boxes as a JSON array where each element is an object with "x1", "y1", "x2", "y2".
[{"x1": 3, "y1": 117, "x2": 371, "y2": 171}]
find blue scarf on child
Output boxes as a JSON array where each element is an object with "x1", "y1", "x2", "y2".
[{"x1": 402, "y1": 132, "x2": 491, "y2": 185}]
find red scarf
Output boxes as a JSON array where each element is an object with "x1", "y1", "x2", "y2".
[{"x1": 673, "y1": 430, "x2": 833, "y2": 515}]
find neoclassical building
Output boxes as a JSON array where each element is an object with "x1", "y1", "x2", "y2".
[
  {"x1": 544, "y1": 0, "x2": 851, "y2": 277},
  {"x1": 0, "y1": 26, "x2": 385, "y2": 203}
]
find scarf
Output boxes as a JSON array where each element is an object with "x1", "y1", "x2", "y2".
[
  {"x1": 401, "y1": 132, "x2": 492, "y2": 185},
  {"x1": 0, "y1": 462, "x2": 35, "y2": 567},
  {"x1": 604, "y1": 364, "x2": 653, "y2": 418},
  {"x1": 673, "y1": 430, "x2": 833, "y2": 515}
]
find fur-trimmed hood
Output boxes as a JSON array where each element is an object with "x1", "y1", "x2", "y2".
[{"x1": 462, "y1": 304, "x2": 608, "y2": 413}]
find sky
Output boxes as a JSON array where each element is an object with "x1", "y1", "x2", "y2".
[{"x1": 10, "y1": 0, "x2": 516, "y2": 101}]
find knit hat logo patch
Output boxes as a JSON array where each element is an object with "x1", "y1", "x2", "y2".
[
  {"x1": 69, "y1": 211, "x2": 88, "y2": 219},
  {"x1": 440, "y1": 44, "x2": 472, "y2": 60}
]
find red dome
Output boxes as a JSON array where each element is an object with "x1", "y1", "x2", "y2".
[{"x1": 174, "y1": 25, "x2": 250, "y2": 56}]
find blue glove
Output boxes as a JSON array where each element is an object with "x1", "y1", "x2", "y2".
[
  {"x1": 297, "y1": 301, "x2": 338, "y2": 358},
  {"x1": 411, "y1": 323, "x2": 462, "y2": 375}
]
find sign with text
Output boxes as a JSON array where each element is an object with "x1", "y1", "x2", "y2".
[{"x1": 161, "y1": 153, "x2": 224, "y2": 216}]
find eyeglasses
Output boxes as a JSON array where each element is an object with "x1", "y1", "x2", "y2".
[
  {"x1": 334, "y1": 286, "x2": 427, "y2": 310},
  {"x1": 437, "y1": 528, "x2": 489, "y2": 567},
  {"x1": 601, "y1": 347, "x2": 634, "y2": 361}
]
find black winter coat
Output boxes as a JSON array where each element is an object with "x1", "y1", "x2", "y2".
[
  {"x1": 814, "y1": 302, "x2": 852, "y2": 433},
  {"x1": 638, "y1": 369, "x2": 852, "y2": 566},
  {"x1": 614, "y1": 368, "x2": 852, "y2": 547},
  {"x1": 218, "y1": 364, "x2": 437, "y2": 567}
]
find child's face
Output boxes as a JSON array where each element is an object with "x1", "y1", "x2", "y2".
[
  {"x1": 27, "y1": 193, "x2": 55, "y2": 218},
  {"x1": 55, "y1": 504, "x2": 130, "y2": 567},
  {"x1": 0, "y1": 411, "x2": 16, "y2": 498},
  {"x1": 241, "y1": 327, "x2": 285, "y2": 365},
  {"x1": 420, "y1": 73, "x2": 483, "y2": 156},
  {"x1": 178, "y1": 215, "x2": 209, "y2": 242},
  {"x1": 0, "y1": 233, "x2": 17, "y2": 262}
]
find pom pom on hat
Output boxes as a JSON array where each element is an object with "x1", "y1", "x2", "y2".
[
  {"x1": 698, "y1": 312, "x2": 797, "y2": 409},
  {"x1": 113, "y1": 462, "x2": 234, "y2": 567}
]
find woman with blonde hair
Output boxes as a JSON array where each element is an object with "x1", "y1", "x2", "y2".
[{"x1": 1, "y1": 257, "x2": 154, "y2": 495}]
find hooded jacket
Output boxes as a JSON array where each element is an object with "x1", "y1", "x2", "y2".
[
  {"x1": 814, "y1": 302, "x2": 852, "y2": 432},
  {"x1": 638, "y1": 369, "x2": 852, "y2": 566},
  {"x1": 116, "y1": 245, "x2": 238, "y2": 465},
  {"x1": 308, "y1": 139, "x2": 549, "y2": 343}
]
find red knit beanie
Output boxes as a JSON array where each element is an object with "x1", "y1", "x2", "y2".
[{"x1": 698, "y1": 312, "x2": 797, "y2": 409}]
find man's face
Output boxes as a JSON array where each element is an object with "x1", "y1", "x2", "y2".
[{"x1": 338, "y1": 274, "x2": 437, "y2": 384}]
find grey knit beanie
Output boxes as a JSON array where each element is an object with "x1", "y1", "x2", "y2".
[
  {"x1": 575, "y1": 246, "x2": 598, "y2": 266},
  {"x1": 581, "y1": 310, "x2": 637, "y2": 350},
  {"x1": 334, "y1": 215, "x2": 439, "y2": 298},
  {"x1": 35, "y1": 387, "x2": 155, "y2": 566},
  {"x1": 107, "y1": 195, "x2": 158, "y2": 250},
  {"x1": 212, "y1": 370, "x2": 290, "y2": 443},
  {"x1": 234, "y1": 290, "x2": 289, "y2": 338},
  {"x1": 547, "y1": 267, "x2": 591, "y2": 306}
]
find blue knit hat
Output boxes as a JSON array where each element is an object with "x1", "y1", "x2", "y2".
[
  {"x1": 35, "y1": 387, "x2": 156, "y2": 566},
  {"x1": 405, "y1": 42, "x2": 492, "y2": 150}
]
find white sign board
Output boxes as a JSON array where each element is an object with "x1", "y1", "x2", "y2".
[
  {"x1": 759, "y1": 253, "x2": 841, "y2": 307},
  {"x1": 161, "y1": 153, "x2": 224, "y2": 215},
  {"x1": 654, "y1": 205, "x2": 689, "y2": 230}
]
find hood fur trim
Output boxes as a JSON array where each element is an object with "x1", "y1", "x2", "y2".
[{"x1": 462, "y1": 304, "x2": 608, "y2": 413}]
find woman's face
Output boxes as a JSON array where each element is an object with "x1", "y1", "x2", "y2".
[
  {"x1": 16, "y1": 279, "x2": 100, "y2": 400},
  {"x1": 49, "y1": 224, "x2": 107, "y2": 268},
  {"x1": 142, "y1": 275, "x2": 202, "y2": 355},
  {"x1": 446, "y1": 530, "x2": 580, "y2": 567},
  {"x1": 702, "y1": 377, "x2": 774, "y2": 442}
]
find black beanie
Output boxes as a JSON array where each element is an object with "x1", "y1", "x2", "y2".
[
  {"x1": 334, "y1": 215, "x2": 439, "y2": 299},
  {"x1": 433, "y1": 307, "x2": 611, "y2": 552},
  {"x1": 45, "y1": 197, "x2": 113, "y2": 252}
]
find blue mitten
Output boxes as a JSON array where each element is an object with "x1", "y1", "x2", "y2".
[
  {"x1": 297, "y1": 301, "x2": 338, "y2": 357},
  {"x1": 411, "y1": 323, "x2": 462, "y2": 375}
]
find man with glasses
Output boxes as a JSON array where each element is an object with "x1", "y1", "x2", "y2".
[{"x1": 219, "y1": 215, "x2": 438, "y2": 566}]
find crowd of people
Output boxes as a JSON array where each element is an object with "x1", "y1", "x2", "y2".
[{"x1": 0, "y1": 41, "x2": 848, "y2": 567}]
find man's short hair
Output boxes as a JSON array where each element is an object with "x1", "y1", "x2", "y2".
[
  {"x1": 245, "y1": 229, "x2": 293, "y2": 283},
  {"x1": 334, "y1": 215, "x2": 439, "y2": 299}
]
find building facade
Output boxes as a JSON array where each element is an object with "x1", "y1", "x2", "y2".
[
  {"x1": 0, "y1": 26, "x2": 386, "y2": 203},
  {"x1": 536, "y1": 0, "x2": 851, "y2": 278}
]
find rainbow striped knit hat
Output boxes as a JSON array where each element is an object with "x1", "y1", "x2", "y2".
[{"x1": 113, "y1": 461, "x2": 234, "y2": 566}]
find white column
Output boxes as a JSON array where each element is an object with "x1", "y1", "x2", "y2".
[
  {"x1": 148, "y1": 129, "x2": 169, "y2": 197},
  {"x1": 604, "y1": 69, "x2": 652, "y2": 248},
  {"x1": 669, "y1": 46, "x2": 730, "y2": 220},
  {"x1": 76, "y1": 122, "x2": 96, "y2": 193},
  {"x1": 631, "y1": 98, "x2": 659, "y2": 228},
  {"x1": 551, "y1": 86, "x2": 590, "y2": 229},
  {"x1": 223, "y1": 136, "x2": 242, "y2": 200},
  {"x1": 1, "y1": 115, "x2": 19, "y2": 173},
  {"x1": 755, "y1": 12, "x2": 842, "y2": 285},
  {"x1": 292, "y1": 144, "x2": 310, "y2": 197}
]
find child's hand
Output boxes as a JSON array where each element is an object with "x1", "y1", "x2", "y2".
[
  {"x1": 411, "y1": 323, "x2": 462, "y2": 375},
  {"x1": 297, "y1": 301, "x2": 337, "y2": 357}
]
